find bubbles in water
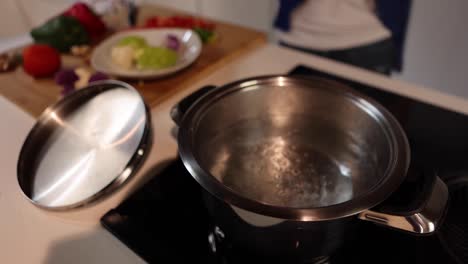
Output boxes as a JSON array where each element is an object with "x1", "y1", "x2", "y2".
[{"x1": 201, "y1": 117, "x2": 378, "y2": 208}]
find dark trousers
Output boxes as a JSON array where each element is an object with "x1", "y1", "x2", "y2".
[{"x1": 280, "y1": 38, "x2": 394, "y2": 75}]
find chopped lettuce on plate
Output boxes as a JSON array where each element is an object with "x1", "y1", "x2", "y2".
[
  {"x1": 111, "y1": 35, "x2": 179, "y2": 71},
  {"x1": 117, "y1": 36, "x2": 147, "y2": 50},
  {"x1": 135, "y1": 46, "x2": 178, "y2": 70}
]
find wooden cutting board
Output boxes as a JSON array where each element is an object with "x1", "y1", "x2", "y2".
[{"x1": 0, "y1": 4, "x2": 266, "y2": 118}]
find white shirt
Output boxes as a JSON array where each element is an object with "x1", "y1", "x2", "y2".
[{"x1": 277, "y1": 0, "x2": 391, "y2": 51}]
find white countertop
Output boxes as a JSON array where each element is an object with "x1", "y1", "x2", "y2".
[{"x1": 2, "y1": 44, "x2": 468, "y2": 263}]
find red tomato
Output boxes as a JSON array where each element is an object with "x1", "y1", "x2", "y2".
[
  {"x1": 144, "y1": 16, "x2": 215, "y2": 30},
  {"x1": 145, "y1": 17, "x2": 160, "y2": 28},
  {"x1": 175, "y1": 16, "x2": 193, "y2": 28},
  {"x1": 23, "y1": 44, "x2": 61, "y2": 78},
  {"x1": 162, "y1": 16, "x2": 177, "y2": 27},
  {"x1": 185, "y1": 17, "x2": 196, "y2": 28},
  {"x1": 194, "y1": 18, "x2": 215, "y2": 30}
]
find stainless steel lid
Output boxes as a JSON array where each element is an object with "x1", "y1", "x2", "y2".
[{"x1": 17, "y1": 80, "x2": 151, "y2": 210}]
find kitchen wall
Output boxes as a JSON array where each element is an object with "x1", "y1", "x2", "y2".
[
  {"x1": 393, "y1": 0, "x2": 468, "y2": 98},
  {"x1": 0, "y1": 0, "x2": 70, "y2": 37}
]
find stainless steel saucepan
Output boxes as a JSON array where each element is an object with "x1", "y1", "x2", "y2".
[{"x1": 172, "y1": 75, "x2": 448, "y2": 259}]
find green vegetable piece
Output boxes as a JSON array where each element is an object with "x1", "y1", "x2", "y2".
[
  {"x1": 30, "y1": 15, "x2": 89, "y2": 52},
  {"x1": 193, "y1": 27, "x2": 214, "y2": 43},
  {"x1": 117, "y1": 36, "x2": 147, "y2": 50},
  {"x1": 135, "y1": 46, "x2": 178, "y2": 70}
]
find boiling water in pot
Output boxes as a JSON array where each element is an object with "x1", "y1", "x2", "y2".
[{"x1": 199, "y1": 116, "x2": 381, "y2": 208}]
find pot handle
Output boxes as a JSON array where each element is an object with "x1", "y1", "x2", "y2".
[
  {"x1": 358, "y1": 167, "x2": 448, "y2": 235},
  {"x1": 170, "y1": 85, "x2": 217, "y2": 126}
]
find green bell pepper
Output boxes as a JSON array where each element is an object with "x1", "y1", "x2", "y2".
[{"x1": 30, "y1": 15, "x2": 89, "y2": 52}]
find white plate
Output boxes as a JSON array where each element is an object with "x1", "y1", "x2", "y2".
[{"x1": 91, "y1": 28, "x2": 202, "y2": 79}]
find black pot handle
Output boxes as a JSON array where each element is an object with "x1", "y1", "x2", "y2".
[
  {"x1": 170, "y1": 85, "x2": 217, "y2": 126},
  {"x1": 358, "y1": 161, "x2": 448, "y2": 235}
]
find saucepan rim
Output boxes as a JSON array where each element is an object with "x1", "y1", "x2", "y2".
[{"x1": 178, "y1": 75, "x2": 410, "y2": 221}]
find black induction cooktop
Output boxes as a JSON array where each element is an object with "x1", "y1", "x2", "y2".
[{"x1": 101, "y1": 65, "x2": 468, "y2": 264}]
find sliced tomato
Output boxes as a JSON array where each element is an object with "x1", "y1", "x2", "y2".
[
  {"x1": 145, "y1": 17, "x2": 160, "y2": 27},
  {"x1": 144, "y1": 16, "x2": 215, "y2": 30}
]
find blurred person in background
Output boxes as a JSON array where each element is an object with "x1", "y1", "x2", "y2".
[{"x1": 275, "y1": 0, "x2": 412, "y2": 75}]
